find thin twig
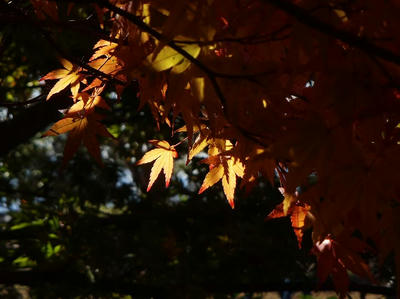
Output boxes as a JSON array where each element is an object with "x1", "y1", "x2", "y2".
[
  {"x1": 0, "y1": 85, "x2": 42, "y2": 91},
  {"x1": 3, "y1": 2, "x2": 127, "y2": 87},
  {"x1": 91, "y1": 0, "x2": 228, "y2": 106},
  {"x1": 173, "y1": 24, "x2": 292, "y2": 46},
  {"x1": 0, "y1": 14, "x2": 124, "y2": 45},
  {"x1": 0, "y1": 94, "x2": 45, "y2": 108}
]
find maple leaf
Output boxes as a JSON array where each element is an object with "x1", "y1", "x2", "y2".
[
  {"x1": 290, "y1": 204, "x2": 311, "y2": 248},
  {"x1": 162, "y1": 75, "x2": 203, "y2": 141},
  {"x1": 240, "y1": 147, "x2": 276, "y2": 190},
  {"x1": 266, "y1": 189, "x2": 310, "y2": 248},
  {"x1": 176, "y1": 124, "x2": 211, "y2": 164},
  {"x1": 136, "y1": 140, "x2": 178, "y2": 191},
  {"x1": 198, "y1": 141, "x2": 245, "y2": 208},
  {"x1": 43, "y1": 114, "x2": 113, "y2": 167},
  {"x1": 313, "y1": 236, "x2": 374, "y2": 299},
  {"x1": 147, "y1": 41, "x2": 201, "y2": 73},
  {"x1": 175, "y1": 123, "x2": 208, "y2": 149},
  {"x1": 187, "y1": 130, "x2": 210, "y2": 163},
  {"x1": 90, "y1": 39, "x2": 118, "y2": 61},
  {"x1": 41, "y1": 59, "x2": 82, "y2": 100},
  {"x1": 43, "y1": 93, "x2": 113, "y2": 166},
  {"x1": 314, "y1": 238, "x2": 349, "y2": 299}
]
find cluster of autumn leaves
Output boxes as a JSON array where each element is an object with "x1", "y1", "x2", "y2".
[{"x1": 33, "y1": 0, "x2": 400, "y2": 297}]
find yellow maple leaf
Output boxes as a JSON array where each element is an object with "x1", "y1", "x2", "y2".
[
  {"x1": 147, "y1": 42, "x2": 201, "y2": 73},
  {"x1": 136, "y1": 140, "x2": 178, "y2": 191},
  {"x1": 41, "y1": 58, "x2": 82, "y2": 100},
  {"x1": 187, "y1": 131, "x2": 210, "y2": 163},
  {"x1": 90, "y1": 39, "x2": 118, "y2": 61},
  {"x1": 279, "y1": 187, "x2": 296, "y2": 216},
  {"x1": 198, "y1": 148, "x2": 244, "y2": 209},
  {"x1": 66, "y1": 93, "x2": 111, "y2": 116}
]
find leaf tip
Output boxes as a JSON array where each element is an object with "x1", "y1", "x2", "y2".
[
  {"x1": 294, "y1": 228, "x2": 303, "y2": 249},
  {"x1": 136, "y1": 157, "x2": 146, "y2": 166},
  {"x1": 198, "y1": 185, "x2": 207, "y2": 194},
  {"x1": 228, "y1": 198, "x2": 235, "y2": 209}
]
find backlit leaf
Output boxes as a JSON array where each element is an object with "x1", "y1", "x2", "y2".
[
  {"x1": 136, "y1": 140, "x2": 178, "y2": 191},
  {"x1": 148, "y1": 43, "x2": 201, "y2": 72},
  {"x1": 41, "y1": 59, "x2": 82, "y2": 100}
]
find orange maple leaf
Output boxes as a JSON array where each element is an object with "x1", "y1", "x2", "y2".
[
  {"x1": 41, "y1": 59, "x2": 82, "y2": 100},
  {"x1": 136, "y1": 140, "x2": 178, "y2": 191},
  {"x1": 43, "y1": 93, "x2": 113, "y2": 166},
  {"x1": 266, "y1": 189, "x2": 310, "y2": 248}
]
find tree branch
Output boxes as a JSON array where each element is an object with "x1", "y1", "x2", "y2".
[
  {"x1": 173, "y1": 24, "x2": 292, "y2": 46},
  {"x1": 265, "y1": 0, "x2": 400, "y2": 66},
  {"x1": 39, "y1": 30, "x2": 127, "y2": 86},
  {"x1": 0, "y1": 12, "x2": 123, "y2": 45},
  {"x1": 3, "y1": 2, "x2": 127, "y2": 87},
  {"x1": 0, "y1": 91, "x2": 73, "y2": 157},
  {"x1": 0, "y1": 94, "x2": 44, "y2": 108},
  {"x1": 86, "y1": 0, "x2": 227, "y2": 107}
]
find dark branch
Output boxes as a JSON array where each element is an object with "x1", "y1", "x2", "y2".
[
  {"x1": 265, "y1": 0, "x2": 400, "y2": 66},
  {"x1": 89, "y1": 0, "x2": 227, "y2": 107},
  {"x1": 0, "y1": 91, "x2": 73, "y2": 157},
  {"x1": 174, "y1": 24, "x2": 292, "y2": 46},
  {"x1": 40, "y1": 30, "x2": 127, "y2": 86},
  {"x1": 0, "y1": 94, "x2": 44, "y2": 108},
  {"x1": 0, "y1": 13, "x2": 123, "y2": 45},
  {"x1": 3, "y1": 2, "x2": 127, "y2": 87},
  {"x1": 92, "y1": 0, "x2": 279, "y2": 149}
]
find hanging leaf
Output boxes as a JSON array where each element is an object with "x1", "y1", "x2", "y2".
[
  {"x1": 41, "y1": 59, "x2": 82, "y2": 100},
  {"x1": 136, "y1": 140, "x2": 178, "y2": 191},
  {"x1": 198, "y1": 141, "x2": 245, "y2": 208},
  {"x1": 147, "y1": 43, "x2": 200, "y2": 73}
]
